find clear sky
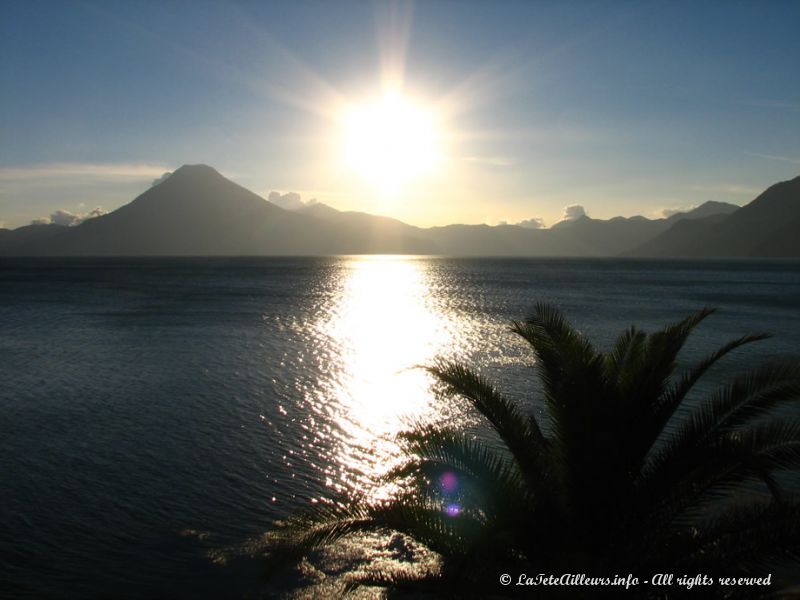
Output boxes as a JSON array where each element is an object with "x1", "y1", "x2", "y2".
[{"x1": 1, "y1": 0, "x2": 799, "y2": 229}]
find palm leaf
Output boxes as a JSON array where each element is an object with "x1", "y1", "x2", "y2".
[
  {"x1": 424, "y1": 360, "x2": 550, "y2": 490},
  {"x1": 388, "y1": 425, "x2": 532, "y2": 514},
  {"x1": 645, "y1": 361, "x2": 800, "y2": 492}
]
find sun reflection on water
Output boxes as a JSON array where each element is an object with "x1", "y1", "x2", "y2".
[{"x1": 317, "y1": 256, "x2": 455, "y2": 494}]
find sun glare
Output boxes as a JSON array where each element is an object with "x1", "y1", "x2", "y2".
[{"x1": 340, "y1": 92, "x2": 441, "y2": 194}]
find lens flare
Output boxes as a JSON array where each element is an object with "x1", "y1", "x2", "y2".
[{"x1": 439, "y1": 471, "x2": 458, "y2": 493}]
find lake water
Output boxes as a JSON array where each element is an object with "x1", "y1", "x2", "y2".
[{"x1": 2, "y1": 257, "x2": 799, "y2": 598}]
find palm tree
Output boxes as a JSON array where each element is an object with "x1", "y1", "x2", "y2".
[{"x1": 267, "y1": 305, "x2": 800, "y2": 597}]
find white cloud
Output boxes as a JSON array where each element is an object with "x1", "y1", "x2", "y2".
[
  {"x1": 31, "y1": 206, "x2": 108, "y2": 227},
  {"x1": 659, "y1": 205, "x2": 695, "y2": 218},
  {"x1": 84, "y1": 207, "x2": 108, "y2": 219},
  {"x1": 563, "y1": 204, "x2": 587, "y2": 220},
  {"x1": 268, "y1": 191, "x2": 317, "y2": 210},
  {"x1": 516, "y1": 216, "x2": 546, "y2": 229}
]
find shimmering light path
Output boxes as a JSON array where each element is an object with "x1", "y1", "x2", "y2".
[{"x1": 300, "y1": 256, "x2": 464, "y2": 498}]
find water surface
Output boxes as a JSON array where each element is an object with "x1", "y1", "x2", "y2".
[{"x1": 2, "y1": 257, "x2": 799, "y2": 597}]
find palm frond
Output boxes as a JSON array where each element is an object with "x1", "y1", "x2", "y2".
[
  {"x1": 635, "y1": 419, "x2": 800, "y2": 539},
  {"x1": 616, "y1": 308, "x2": 715, "y2": 420},
  {"x1": 265, "y1": 500, "x2": 377, "y2": 573},
  {"x1": 424, "y1": 360, "x2": 550, "y2": 489},
  {"x1": 645, "y1": 361, "x2": 800, "y2": 489},
  {"x1": 368, "y1": 498, "x2": 486, "y2": 558},
  {"x1": 677, "y1": 498, "x2": 800, "y2": 570},
  {"x1": 511, "y1": 303, "x2": 608, "y2": 498},
  {"x1": 604, "y1": 326, "x2": 648, "y2": 393},
  {"x1": 651, "y1": 332, "x2": 771, "y2": 433},
  {"x1": 511, "y1": 304, "x2": 605, "y2": 420},
  {"x1": 388, "y1": 425, "x2": 531, "y2": 515},
  {"x1": 342, "y1": 569, "x2": 445, "y2": 596}
]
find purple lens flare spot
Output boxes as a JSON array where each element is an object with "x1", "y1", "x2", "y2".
[{"x1": 439, "y1": 471, "x2": 458, "y2": 493}]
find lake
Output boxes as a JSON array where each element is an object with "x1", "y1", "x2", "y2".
[{"x1": 2, "y1": 257, "x2": 799, "y2": 598}]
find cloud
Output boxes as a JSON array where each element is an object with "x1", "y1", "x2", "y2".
[
  {"x1": 516, "y1": 216, "x2": 546, "y2": 229},
  {"x1": 84, "y1": 207, "x2": 108, "y2": 219},
  {"x1": 744, "y1": 152, "x2": 800, "y2": 165},
  {"x1": 151, "y1": 172, "x2": 173, "y2": 187},
  {"x1": 0, "y1": 162, "x2": 171, "y2": 182},
  {"x1": 49, "y1": 210, "x2": 83, "y2": 226},
  {"x1": 268, "y1": 191, "x2": 317, "y2": 210},
  {"x1": 562, "y1": 205, "x2": 587, "y2": 220},
  {"x1": 659, "y1": 205, "x2": 695, "y2": 218},
  {"x1": 31, "y1": 206, "x2": 108, "y2": 227}
]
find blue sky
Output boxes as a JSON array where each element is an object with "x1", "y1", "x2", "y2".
[{"x1": 1, "y1": 0, "x2": 799, "y2": 229}]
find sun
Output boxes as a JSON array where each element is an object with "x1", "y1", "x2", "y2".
[{"x1": 340, "y1": 91, "x2": 442, "y2": 194}]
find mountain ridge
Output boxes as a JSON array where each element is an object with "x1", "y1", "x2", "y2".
[
  {"x1": 627, "y1": 175, "x2": 800, "y2": 257},
  {"x1": 2, "y1": 165, "x2": 796, "y2": 257}
]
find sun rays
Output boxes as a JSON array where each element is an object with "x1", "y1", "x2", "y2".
[{"x1": 236, "y1": 1, "x2": 524, "y2": 206}]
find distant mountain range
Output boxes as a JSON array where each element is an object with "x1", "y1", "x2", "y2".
[
  {"x1": 626, "y1": 176, "x2": 800, "y2": 257},
  {"x1": 1, "y1": 164, "x2": 797, "y2": 257}
]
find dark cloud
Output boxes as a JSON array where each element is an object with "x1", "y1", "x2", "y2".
[{"x1": 563, "y1": 205, "x2": 587, "y2": 220}]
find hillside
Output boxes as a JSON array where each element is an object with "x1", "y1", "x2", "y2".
[{"x1": 629, "y1": 176, "x2": 800, "y2": 257}]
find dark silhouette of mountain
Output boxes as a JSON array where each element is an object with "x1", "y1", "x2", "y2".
[
  {"x1": 541, "y1": 202, "x2": 740, "y2": 256},
  {"x1": 0, "y1": 223, "x2": 72, "y2": 254},
  {"x1": 629, "y1": 176, "x2": 800, "y2": 257},
  {"x1": 665, "y1": 200, "x2": 739, "y2": 223},
  {"x1": 0, "y1": 165, "x2": 437, "y2": 255},
  {"x1": 546, "y1": 215, "x2": 667, "y2": 255},
  {"x1": 296, "y1": 202, "x2": 341, "y2": 220},
  {"x1": 5, "y1": 163, "x2": 793, "y2": 257},
  {"x1": 296, "y1": 202, "x2": 437, "y2": 253},
  {"x1": 426, "y1": 224, "x2": 554, "y2": 256},
  {"x1": 293, "y1": 202, "x2": 740, "y2": 256}
]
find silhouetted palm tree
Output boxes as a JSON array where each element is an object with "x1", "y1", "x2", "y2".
[{"x1": 268, "y1": 305, "x2": 800, "y2": 597}]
